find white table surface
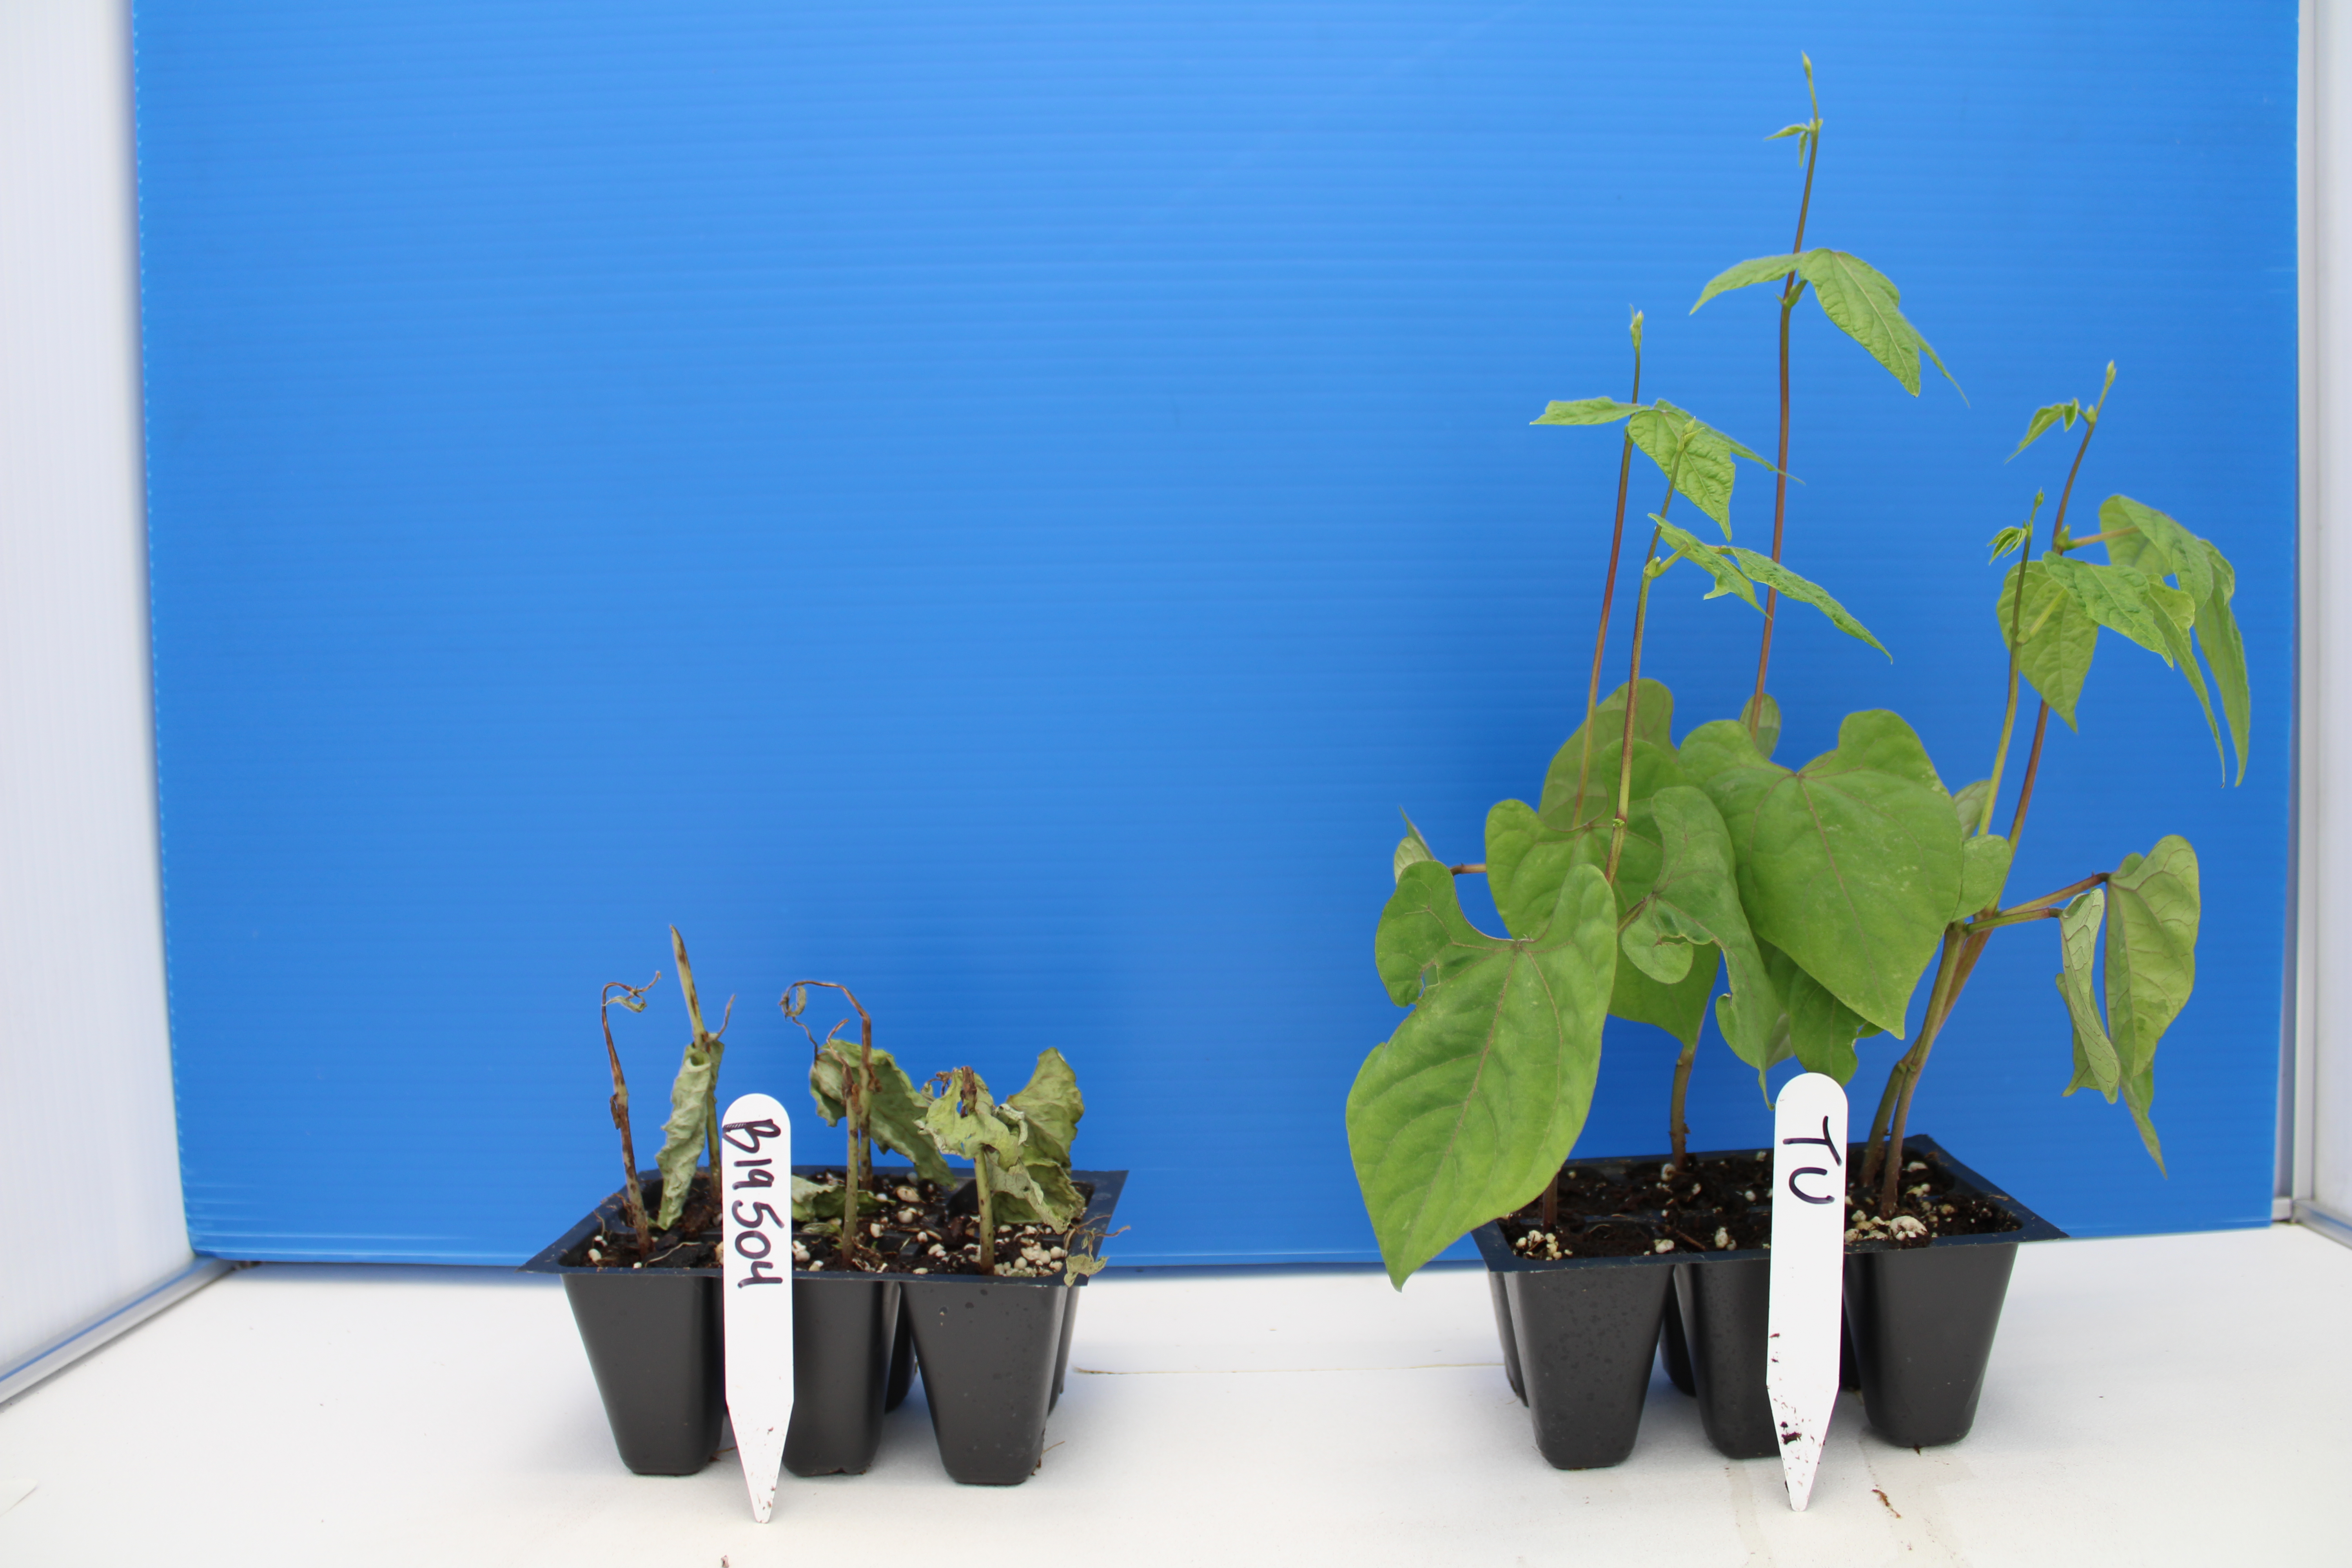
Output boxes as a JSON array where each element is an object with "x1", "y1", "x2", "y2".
[{"x1": 2, "y1": 1224, "x2": 2345, "y2": 1566}]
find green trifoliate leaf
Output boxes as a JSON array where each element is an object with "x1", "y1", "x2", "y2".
[
  {"x1": 1654, "y1": 519, "x2": 1760, "y2": 608},
  {"x1": 1622, "y1": 787, "x2": 1781, "y2": 1066},
  {"x1": 1986, "y1": 526, "x2": 2029, "y2": 564},
  {"x1": 1679, "y1": 710, "x2": 1962, "y2": 1037},
  {"x1": 1793, "y1": 249, "x2": 1962, "y2": 399},
  {"x1": 810, "y1": 1041, "x2": 955, "y2": 1186},
  {"x1": 1692, "y1": 248, "x2": 1960, "y2": 398},
  {"x1": 2055, "y1": 889, "x2": 2121, "y2": 1100},
  {"x1": 2103, "y1": 837, "x2": 2198, "y2": 1174},
  {"x1": 1692, "y1": 253, "x2": 1804, "y2": 310},
  {"x1": 2040, "y1": 555, "x2": 2175, "y2": 664},
  {"x1": 1742, "y1": 692, "x2": 1782, "y2": 760},
  {"x1": 1393, "y1": 811, "x2": 1438, "y2": 883},
  {"x1": 1952, "y1": 777, "x2": 1994, "y2": 836},
  {"x1": 1757, "y1": 941, "x2": 1867, "y2": 1084},
  {"x1": 1721, "y1": 546, "x2": 1890, "y2": 658},
  {"x1": 2100, "y1": 495, "x2": 2215, "y2": 604},
  {"x1": 1532, "y1": 399, "x2": 1767, "y2": 534},
  {"x1": 1996, "y1": 562, "x2": 2098, "y2": 728},
  {"x1": 2007, "y1": 401, "x2": 2080, "y2": 461},
  {"x1": 2194, "y1": 541, "x2": 2251, "y2": 785},
  {"x1": 1530, "y1": 396, "x2": 1645, "y2": 426},
  {"x1": 1628, "y1": 405, "x2": 1769, "y2": 535},
  {"x1": 2102, "y1": 497, "x2": 2249, "y2": 784},
  {"x1": 1954, "y1": 833, "x2": 2013, "y2": 920},
  {"x1": 1346, "y1": 861, "x2": 1617, "y2": 1288}
]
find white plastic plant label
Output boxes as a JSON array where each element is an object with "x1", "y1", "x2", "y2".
[
  {"x1": 720, "y1": 1093, "x2": 794, "y2": 1523},
  {"x1": 1766, "y1": 1070, "x2": 1848, "y2": 1512}
]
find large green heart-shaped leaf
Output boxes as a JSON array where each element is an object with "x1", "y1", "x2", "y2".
[
  {"x1": 1538, "y1": 678, "x2": 1677, "y2": 826},
  {"x1": 1757, "y1": 940, "x2": 1871, "y2": 1083},
  {"x1": 1679, "y1": 710, "x2": 1962, "y2": 1036},
  {"x1": 1500, "y1": 682, "x2": 1713, "y2": 1049},
  {"x1": 1347, "y1": 861, "x2": 1617, "y2": 1287},
  {"x1": 1486, "y1": 799, "x2": 1715, "y2": 1047},
  {"x1": 1622, "y1": 787, "x2": 1780, "y2": 1065},
  {"x1": 1996, "y1": 562, "x2": 2099, "y2": 729},
  {"x1": 2103, "y1": 837, "x2": 2199, "y2": 1172}
]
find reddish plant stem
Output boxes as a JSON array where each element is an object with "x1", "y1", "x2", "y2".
[
  {"x1": 1573, "y1": 335, "x2": 1646, "y2": 814},
  {"x1": 1748, "y1": 97, "x2": 1822, "y2": 734},
  {"x1": 1668, "y1": 1041, "x2": 1698, "y2": 1174},
  {"x1": 2006, "y1": 702, "x2": 2053, "y2": 857},
  {"x1": 1880, "y1": 404, "x2": 2105, "y2": 1196}
]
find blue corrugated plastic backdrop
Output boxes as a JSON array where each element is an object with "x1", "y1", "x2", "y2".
[{"x1": 136, "y1": 2, "x2": 2295, "y2": 1263}]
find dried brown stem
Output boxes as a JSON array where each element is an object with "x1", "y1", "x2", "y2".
[{"x1": 600, "y1": 975, "x2": 660, "y2": 1255}]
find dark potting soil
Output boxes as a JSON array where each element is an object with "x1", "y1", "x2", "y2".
[
  {"x1": 561, "y1": 1171, "x2": 729, "y2": 1270},
  {"x1": 789, "y1": 1169, "x2": 1104, "y2": 1279},
  {"x1": 558, "y1": 1168, "x2": 1105, "y2": 1279},
  {"x1": 1494, "y1": 1145, "x2": 2021, "y2": 1261}
]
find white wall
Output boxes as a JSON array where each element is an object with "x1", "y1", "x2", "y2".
[
  {"x1": 0, "y1": 0, "x2": 191, "y2": 1373},
  {"x1": 2300, "y1": 0, "x2": 2352, "y2": 1236}
]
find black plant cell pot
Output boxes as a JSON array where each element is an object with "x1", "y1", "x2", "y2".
[
  {"x1": 1842, "y1": 1136, "x2": 2063, "y2": 1448},
  {"x1": 897, "y1": 1169, "x2": 1127, "y2": 1486},
  {"x1": 1472, "y1": 1221, "x2": 1677, "y2": 1469},
  {"x1": 885, "y1": 1296, "x2": 918, "y2": 1413},
  {"x1": 1489, "y1": 1273, "x2": 1528, "y2": 1404},
  {"x1": 901, "y1": 1276, "x2": 1071, "y2": 1484},
  {"x1": 783, "y1": 1274, "x2": 904, "y2": 1477},
  {"x1": 1659, "y1": 1284, "x2": 1697, "y2": 1397},
  {"x1": 519, "y1": 1191, "x2": 723, "y2": 1477},
  {"x1": 1673, "y1": 1254, "x2": 1777, "y2": 1459}
]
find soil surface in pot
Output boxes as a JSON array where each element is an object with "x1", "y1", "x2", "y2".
[
  {"x1": 789, "y1": 1168, "x2": 1104, "y2": 1279},
  {"x1": 1494, "y1": 1146, "x2": 2021, "y2": 1261},
  {"x1": 562, "y1": 1172, "x2": 725, "y2": 1270}
]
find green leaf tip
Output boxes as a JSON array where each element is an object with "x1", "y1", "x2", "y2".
[
  {"x1": 1393, "y1": 811, "x2": 1439, "y2": 884},
  {"x1": 1987, "y1": 526, "x2": 2028, "y2": 564}
]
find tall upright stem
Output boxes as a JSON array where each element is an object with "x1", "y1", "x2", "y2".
[
  {"x1": 1995, "y1": 415, "x2": 2099, "y2": 848},
  {"x1": 1573, "y1": 322, "x2": 1646, "y2": 814},
  {"x1": 1606, "y1": 487, "x2": 1674, "y2": 884},
  {"x1": 1748, "y1": 79, "x2": 1822, "y2": 733},
  {"x1": 2006, "y1": 703, "x2": 2053, "y2": 856},
  {"x1": 1884, "y1": 391, "x2": 2111, "y2": 1189}
]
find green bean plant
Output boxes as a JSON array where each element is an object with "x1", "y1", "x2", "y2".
[{"x1": 1345, "y1": 57, "x2": 2247, "y2": 1287}]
